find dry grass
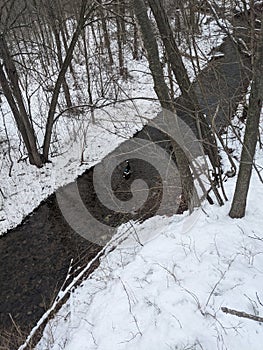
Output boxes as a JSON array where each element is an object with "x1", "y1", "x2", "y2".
[{"x1": 0, "y1": 322, "x2": 34, "y2": 350}]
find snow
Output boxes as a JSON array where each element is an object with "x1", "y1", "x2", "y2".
[
  {"x1": 0, "y1": 15, "x2": 225, "y2": 235},
  {"x1": 35, "y1": 148, "x2": 263, "y2": 350},
  {"x1": 33, "y1": 105, "x2": 263, "y2": 350},
  {"x1": 0, "y1": 57, "x2": 158, "y2": 234},
  {"x1": 32, "y1": 107, "x2": 263, "y2": 350},
  {"x1": 2, "y1": 6, "x2": 262, "y2": 350}
]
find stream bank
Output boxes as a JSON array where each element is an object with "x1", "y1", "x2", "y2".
[{"x1": 0, "y1": 16, "x2": 253, "y2": 350}]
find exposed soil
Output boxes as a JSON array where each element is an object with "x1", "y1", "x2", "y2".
[{"x1": 0, "y1": 16, "x2": 253, "y2": 350}]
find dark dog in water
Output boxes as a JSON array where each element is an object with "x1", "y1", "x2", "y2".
[{"x1": 123, "y1": 160, "x2": 131, "y2": 179}]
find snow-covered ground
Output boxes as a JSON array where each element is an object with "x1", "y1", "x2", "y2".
[
  {"x1": 26, "y1": 103, "x2": 263, "y2": 350},
  {"x1": 0, "y1": 13, "x2": 226, "y2": 235},
  {"x1": 0, "y1": 58, "x2": 158, "y2": 234},
  {"x1": 34, "y1": 144, "x2": 263, "y2": 350},
  {"x1": 4, "y1": 8, "x2": 261, "y2": 350}
]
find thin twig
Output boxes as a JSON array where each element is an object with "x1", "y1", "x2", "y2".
[{"x1": 9, "y1": 313, "x2": 23, "y2": 337}]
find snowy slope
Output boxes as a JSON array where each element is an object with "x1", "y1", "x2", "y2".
[
  {"x1": 0, "y1": 58, "x2": 158, "y2": 234},
  {"x1": 0, "y1": 14, "x2": 225, "y2": 235},
  {"x1": 7, "y1": 9, "x2": 262, "y2": 349},
  {"x1": 35, "y1": 149, "x2": 263, "y2": 350}
]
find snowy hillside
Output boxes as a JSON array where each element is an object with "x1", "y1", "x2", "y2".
[
  {"x1": 34, "y1": 148, "x2": 263, "y2": 350},
  {"x1": 0, "y1": 15, "x2": 224, "y2": 235},
  {"x1": 2, "y1": 3, "x2": 262, "y2": 349},
  {"x1": 0, "y1": 58, "x2": 158, "y2": 234}
]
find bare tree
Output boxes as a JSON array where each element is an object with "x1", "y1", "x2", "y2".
[
  {"x1": 42, "y1": 0, "x2": 96, "y2": 162},
  {"x1": 45, "y1": 0, "x2": 72, "y2": 108},
  {"x1": 0, "y1": 34, "x2": 43, "y2": 167},
  {"x1": 229, "y1": 12, "x2": 263, "y2": 218},
  {"x1": 147, "y1": 0, "x2": 220, "y2": 174},
  {"x1": 133, "y1": 0, "x2": 198, "y2": 210},
  {"x1": 97, "y1": 0, "x2": 114, "y2": 66}
]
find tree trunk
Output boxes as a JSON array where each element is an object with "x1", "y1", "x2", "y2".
[
  {"x1": 147, "y1": 0, "x2": 220, "y2": 173},
  {"x1": 132, "y1": 14, "x2": 139, "y2": 60},
  {"x1": 47, "y1": 0, "x2": 72, "y2": 108},
  {"x1": 0, "y1": 35, "x2": 43, "y2": 167},
  {"x1": 133, "y1": 0, "x2": 197, "y2": 210},
  {"x1": 42, "y1": 1, "x2": 95, "y2": 161},
  {"x1": 229, "y1": 14, "x2": 263, "y2": 218},
  {"x1": 82, "y1": 28, "x2": 95, "y2": 123},
  {"x1": 98, "y1": 0, "x2": 114, "y2": 66},
  {"x1": 115, "y1": 1, "x2": 125, "y2": 76}
]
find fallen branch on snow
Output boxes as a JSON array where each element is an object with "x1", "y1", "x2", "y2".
[{"x1": 221, "y1": 307, "x2": 263, "y2": 323}]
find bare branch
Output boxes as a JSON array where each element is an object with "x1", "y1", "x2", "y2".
[{"x1": 221, "y1": 307, "x2": 263, "y2": 323}]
